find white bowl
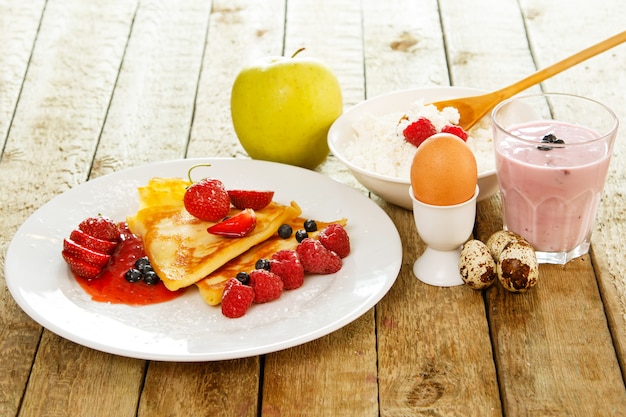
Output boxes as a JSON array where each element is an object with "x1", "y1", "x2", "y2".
[{"x1": 328, "y1": 87, "x2": 498, "y2": 210}]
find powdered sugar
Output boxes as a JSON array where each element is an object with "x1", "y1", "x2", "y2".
[{"x1": 345, "y1": 101, "x2": 495, "y2": 179}]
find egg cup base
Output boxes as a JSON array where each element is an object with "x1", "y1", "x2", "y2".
[{"x1": 413, "y1": 246, "x2": 465, "y2": 287}]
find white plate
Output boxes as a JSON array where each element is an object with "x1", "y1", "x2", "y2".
[{"x1": 5, "y1": 158, "x2": 402, "y2": 361}]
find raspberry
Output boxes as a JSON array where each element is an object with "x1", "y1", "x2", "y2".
[
  {"x1": 318, "y1": 224, "x2": 350, "y2": 258},
  {"x1": 270, "y1": 250, "x2": 305, "y2": 290},
  {"x1": 249, "y1": 269, "x2": 283, "y2": 303},
  {"x1": 402, "y1": 117, "x2": 436, "y2": 148},
  {"x1": 221, "y1": 278, "x2": 254, "y2": 318},
  {"x1": 441, "y1": 125, "x2": 469, "y2": 141},
  {"x1": 296, "y1": 238, "x2": 342, "y2": 274}
]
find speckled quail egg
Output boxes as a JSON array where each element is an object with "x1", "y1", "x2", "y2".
[
  {"x1": 486, "y1": 230, "x2": 525, "y2": 262},
  {"x1": 459, "y1": 240, "x2": 497, "y2": 290},
  {"x1": 497, "y1": 240, "x2": 539, "y2": 292}
]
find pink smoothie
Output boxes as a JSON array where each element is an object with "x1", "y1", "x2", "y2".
[{"x1": 495, "y1": 120, "x2": 611, "y2": 253}]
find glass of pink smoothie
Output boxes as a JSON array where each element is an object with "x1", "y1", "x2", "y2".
[{"x1": 491, "y1": 93, "x2": 618, "y2": 264}]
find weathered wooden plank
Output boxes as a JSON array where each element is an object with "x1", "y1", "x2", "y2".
[
  {"x1": 0, "y1": 2, "x2": 47, "y2": 415},
  {"x1": 139, "y1": 359, "x2": 260, "y2": 416},
  {"x1": 444, "y1": 0, "x2": 626, "y2": 413},
  {"x1": 439, "y1": 0, "x2": 539, "y2": 91},
  {"x1": 262, "y1": 316, "x2": 378, "y2": 416},
  {"x1": 377, "y1": 205, "x2": 502, "y2": 416},
  {"x1": 257, "y1": 1, "x2": 378, "y2": 416},
  {"x1": 20, "y1": 333, "x2": 144, "y2": 417},
  {"x1": 92, "y1": 0, "x2": 212, "y2": 177},
  {"x1": 362, "y1": 0, "x2": 449, "y2": 97},
  {"x1": 135, "y1": 2, "x2": 286, "y2": 416},
  {"x1": 519, "y1": 0, "x2": 626, "y2": 380},
  {"x1": 84, "y1": 1, "x2": 266, "y2": 416},
  {"x1": 283, "y1": 0, "x2": 364, "y2": 107},
  {"x1": 0, "y1": 0, "x2": 45, "y2": 149},
  {"x1": 486, "y1": 262, "x2": 626, "y2": 416},
  {"x1": 361, "y1": 1, "x2": 501, "y2": 415},
  {"x1": 0, "y1": 1, "x2": 137, "y2": 416},
  {"x1": 186, "y1": 0, "x2": 287, "y2": 159}
]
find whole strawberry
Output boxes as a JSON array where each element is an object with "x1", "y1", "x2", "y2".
[
  {"x1": 183, "y1": 178, "x2": 231, "y2": 222},
  {"x1": 403, "y1": 117, "x2": 436, "y2": 148},
  {"x1": 270, "y1": 249, "x2": 304, "y2": 290},
  {"x1": 296, "y1": 238, "x2": 342, "y2": 274},
  {"x1": 318, "y1": 223, "x2": 350, "y2": 258},
  {"x1": 221, "y1": 278, "x2": 255, "y2": 318},
  {"x1": 249, "y1": 269, "x2": 284, "y2": 303}
]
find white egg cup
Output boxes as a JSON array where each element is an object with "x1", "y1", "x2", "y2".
[{"x1": 409, "y1": 185, "x2": 479, "y2": 287}]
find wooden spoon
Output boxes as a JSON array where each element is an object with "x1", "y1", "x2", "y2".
[{"x1": 431, "y1": 30, "x2": 626, "y2": 130}]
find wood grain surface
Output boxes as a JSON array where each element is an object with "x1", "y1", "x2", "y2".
[{"x1": 1, "y1": 0, "x2": 625, "y2": 416}]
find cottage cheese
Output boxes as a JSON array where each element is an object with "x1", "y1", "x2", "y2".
[{"x1": 345, "y1": 101, "x2": 495, "y2": 179}]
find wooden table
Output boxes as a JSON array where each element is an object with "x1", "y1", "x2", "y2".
[{"x1": 2, "y1": 0, "x2": 626, "y2": 415}]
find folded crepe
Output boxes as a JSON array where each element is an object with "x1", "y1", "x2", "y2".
[{"x1": 126, "y1": 177, "x2": 301, "y2": 291}]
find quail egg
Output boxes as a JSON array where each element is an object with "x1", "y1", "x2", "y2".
[{"x1": 459, "y1": 239, "x2": 497, "y2": 290}]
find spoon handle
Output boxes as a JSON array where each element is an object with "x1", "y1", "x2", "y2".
[{"x1": 495, "y1": 30, "x2": 626, "y2": 98}]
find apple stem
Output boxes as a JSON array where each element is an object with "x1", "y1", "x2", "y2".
[
  {"x1": 187, "y1": 163, "x2": 212, "y2": 183},
  {"x1": 291, "y1": 47, "x2": 306, "y2": 58}
]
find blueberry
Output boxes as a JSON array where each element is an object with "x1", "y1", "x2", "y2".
[
  {"x1": 537, "y1": 133, "x2": 565, "y2": 151},
  {"x1": 125, "y1": 268, "x2": 142, "y2": 283},
  {"x1": 303, "y1": 219, "x2": 318, "y2": 232},
  {"x1": 236, "y1": 271, "x2": 250, "y2": 285},
  {"x1": 295, "y1": 229, "x2": 308, "y2": 242},
  {"x1": 255, "y1": 258, "x2": 271, "y2": 270},
  {"x1": 143, "y1": 270, "x2": 160, "y2": 285},
  {"x1": 277, "y1": 224, "x2": 293, "y2": 239},
  {"x1": 134, "y1": 256, "x2": 151, "y2": 272}
]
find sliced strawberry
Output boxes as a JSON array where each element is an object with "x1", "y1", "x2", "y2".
[
  {"x1": 61, "y1": 250, "x2": 102, "y2": 279},
  {"x1": 63, "y1": 238, "x2": 111, "y2": 268},
  {"x1": 227, "y1": 190, "x2": 274, "y2": 210},
  {"x1": 78, "y1": 216, "x2": 121, "y2": 242},
  {"x1": 70, "y1": 229, "x2": 119, "y2": 254},
  {"x1": 207, "y1": 209, "x2": 257, "y2": 237}
]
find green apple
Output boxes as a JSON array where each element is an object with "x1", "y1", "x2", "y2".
[{"x1": 230, "y1": 49, "x2": 343, "y2": 169}]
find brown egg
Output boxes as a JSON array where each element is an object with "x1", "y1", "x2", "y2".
[{"x1": 410, "y1": 133, "x2": 478, "y2": 206}]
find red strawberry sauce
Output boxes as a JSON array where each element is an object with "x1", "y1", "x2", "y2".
[{"x1": 74, "y1": 223, "x2": 185, "y2": 305}]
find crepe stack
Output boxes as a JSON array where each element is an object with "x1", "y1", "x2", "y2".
[{"x1": 127, "y1": 177, "x2": 302, "y2": 292}]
